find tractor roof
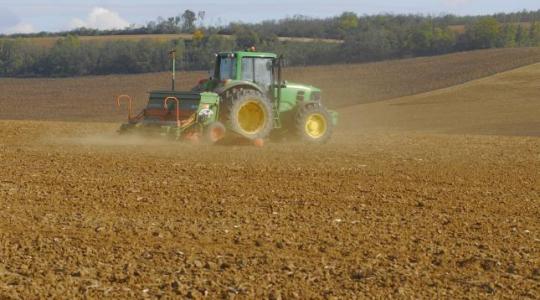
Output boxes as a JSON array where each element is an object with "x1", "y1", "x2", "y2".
[{"x1": 219, "y1": 51, "x2": 278, "y2": 59}]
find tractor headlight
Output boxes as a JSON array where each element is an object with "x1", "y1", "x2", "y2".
[{"x1": 198, "y1": 108, "x2": 214, "y2": 122}]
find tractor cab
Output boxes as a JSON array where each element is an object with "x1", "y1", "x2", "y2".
[{"x1": 214, "y1": 50, "x2": 277, "y2": 92}]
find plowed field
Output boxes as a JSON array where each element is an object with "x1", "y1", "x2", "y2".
[
  {"x1": 1, "y1": 122, "x2": 538, "y2": 299},
  {"x1": 1, "y1": 54, "x2": 539, "y2": 299}
]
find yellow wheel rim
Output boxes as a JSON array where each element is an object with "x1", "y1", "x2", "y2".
[
  {"x1": 305, "y1": 113, "x2": 327, "y2": 138},
  {"x1": 237, "y1": 100, "x2": 266, "y2": 134}
]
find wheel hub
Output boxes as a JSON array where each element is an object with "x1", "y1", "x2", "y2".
[
  {"x1": 305, "y1": 113, "x2": 327, "y2": 138},
  {"x1": 238, "y1": 100, "x2": 266, "y2": 134}
]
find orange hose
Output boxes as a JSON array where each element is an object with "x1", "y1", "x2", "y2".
[
  {"x1": 163, "y1": 96, "x2": 181, "y2": 127},
  {"x1": 115, "y1": 95, "x2": 133, "y2": 121}
]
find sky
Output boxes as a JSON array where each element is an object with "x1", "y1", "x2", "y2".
[{"x1": 0, "y1": 0, "x2": 539, "y2": 34}]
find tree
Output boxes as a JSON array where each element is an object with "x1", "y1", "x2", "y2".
[
  {"x1": 338, "y1": 12, "x2": 359, "y2": 35},
  {"x1": 343, "y1": 28, "x2": 394, "y2": 62},
  {"x1": 515, "y1": 25, "x2": 530, "y2": 46},
  {"x1": 45, "y1": 35, "x2": 87, "y2": 75},
  {"x1": 529, "y1": 22, "x2": 540, "y2": 46},
  {"x1": 465, "y1": 17, "x2": 501, "y2": 49},
  {"x1": 406, "y1": 22, "x2": 434, "y2": 55},
  {"x1": 0, "y1": 40, "x2": 19, "y2": 75},
  {"x1": 197, "y1": 11, "x2": 206, "y2": 28},
  {"x1": 498, "y1": 23, "x2": 517, "y2": 47},
  {"x1": 181, "y1": 10, "x2": 197, "y2": 33},
  {"x1": 235, "y1": 27, "x2": 260, "y2": 49},
  {"x1": 432, "y1": 27, "x2": 456, "y2": 54}
]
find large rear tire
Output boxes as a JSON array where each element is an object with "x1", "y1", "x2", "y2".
[
  {"x1": 295, "y1": 104, "x2": 333, "y2": 144},
  {"x1": 224, "y1": 89, "x2": 274, "y2": 140}
]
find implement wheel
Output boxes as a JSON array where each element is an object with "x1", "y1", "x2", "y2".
[
  {"x1": 118, "y1": 123, "x2": 134, "y2": 135},
  {"x1": 295, "y1": 104, "x2": 333, "y2": 144},
  {"x1": 225, "y1": 89, "x2": 273, "y2": 140},
  {"x1": 204, "y1": 121, "x2": 226, "y2": 144}
]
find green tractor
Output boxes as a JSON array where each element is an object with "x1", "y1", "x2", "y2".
[{"x1": 116, "y1": 49, "x2": 337, "y2": 144}]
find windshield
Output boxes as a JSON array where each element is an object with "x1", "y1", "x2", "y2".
[
  {"x1": 219, "y1": 57, "x2": 236, "y2": 80},
  {"x1": 241, "y1": 57, "x2": 273, "y2": 89}
]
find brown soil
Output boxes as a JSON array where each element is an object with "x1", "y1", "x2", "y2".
[{"x1": 0, "y1": 121, "x2": 538, "y2": 299}]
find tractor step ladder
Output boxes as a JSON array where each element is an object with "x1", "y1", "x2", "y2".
[{"x1": 272, "y1": 101, "x2": 281, "y2": 128}]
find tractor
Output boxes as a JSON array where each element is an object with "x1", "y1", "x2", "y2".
[{"x1": 115, "y1": 48, "x2": 337, "y2": 144}]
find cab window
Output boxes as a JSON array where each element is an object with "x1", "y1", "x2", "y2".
[
  {"x1": 218, "y1": 57, "x2": 236, "y2": 80},
  {"x1": 241, "y1": 57, "x2": 273, "y2": 89}
]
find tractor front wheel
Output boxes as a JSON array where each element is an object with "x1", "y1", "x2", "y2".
[{"x1": 295, "y1": 104, "x2": 333, "y2": 144}]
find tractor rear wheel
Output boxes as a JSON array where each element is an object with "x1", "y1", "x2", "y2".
[
  {"x1": 225, "y1": 90, "x2": 274, "y2": 140},
  {"x1": 295, "y1": 104, "x2": 333, "y2": 144}
]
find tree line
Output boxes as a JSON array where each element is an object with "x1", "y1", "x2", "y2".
[
  {"x1": 0, "y1": 34, "x2": 339, "y2": 76},
  {"x1": 1, "y1": 10, "x2": 540, "y2": 77}
]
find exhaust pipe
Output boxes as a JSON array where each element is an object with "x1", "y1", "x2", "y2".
[{"x1": 169, "y1": 49, "x2": 177, "y2": 91}]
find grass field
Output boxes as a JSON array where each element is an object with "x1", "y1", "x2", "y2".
[
  {"x1": 0, "y1": 34, "x2": 343, "y2": 48},
  {"x1": 449, "y1": 22, "x2": 533, "y2": 34},
  {"x1": 0, "y1": 49, "x2": 539, "y2": 298},
  {"x1": 341, "y1": 62, "x2": 540, "y2": 136},
  {"x1": 1, "y1": 34, "x2": 190, "y2": 48}
]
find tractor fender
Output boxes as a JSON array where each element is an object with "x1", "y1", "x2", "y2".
[
  {"x1": 296, "y1": 101, "x2": 339, "y2": 126},
  {"x1": 215, "y1": 81, "x2": 265, "y2": 96}
]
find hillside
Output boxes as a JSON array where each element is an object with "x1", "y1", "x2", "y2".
[
  {"x1": 340, "y1": 62, "x2": 540, "y2": 136},
  {"x1": 286, "y1": 47, "x2": 540, "y2": 108},
  {"x1": 1, "y1": 48, "x2": 540, "y2": 123}
]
